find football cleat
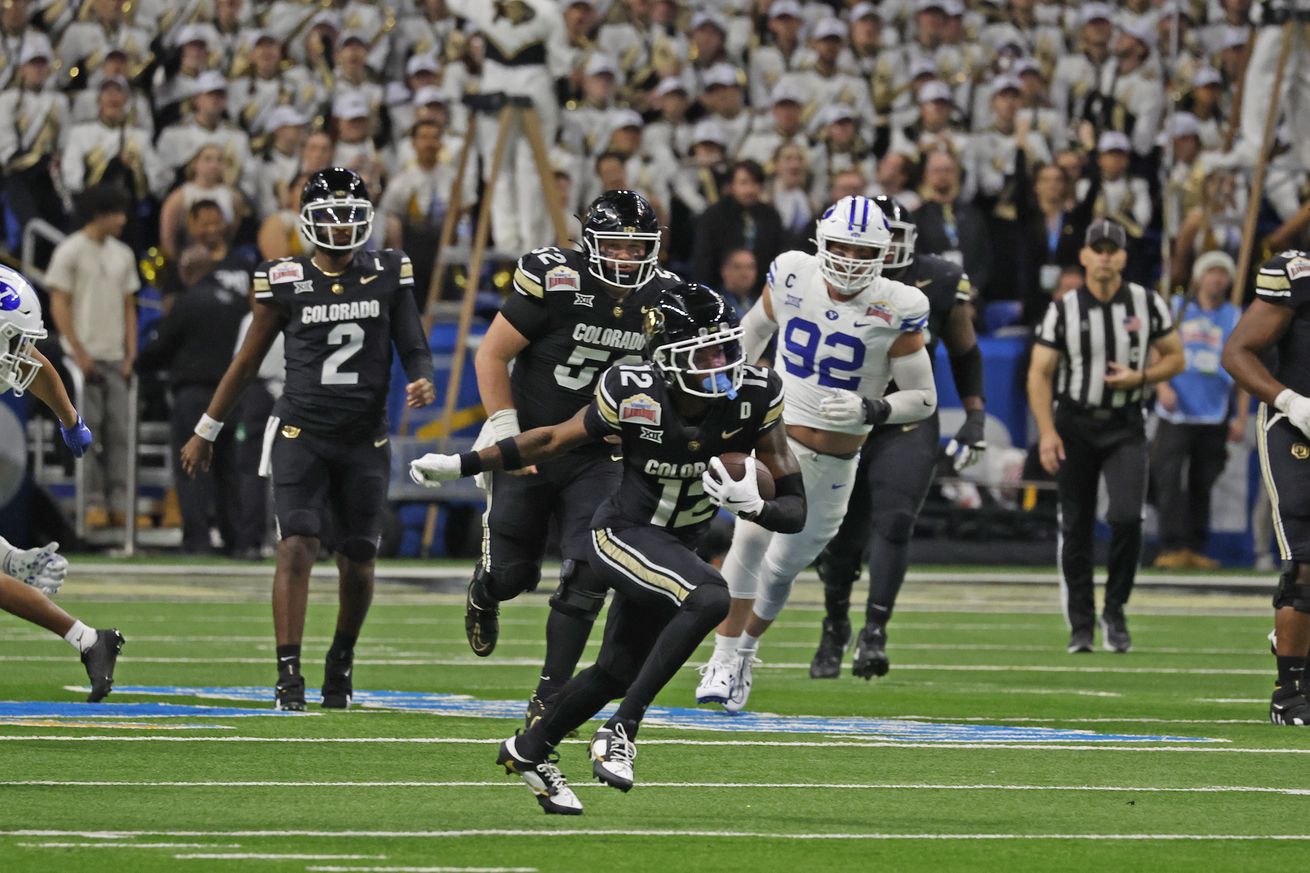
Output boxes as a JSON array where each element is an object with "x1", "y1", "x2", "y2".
[
  {"x1": 851, "y1": 623, "x2": 890, "y2": 679},
  {"x1": 1270, "y1": 686, "x2": 1310, "y2": 726},
  {"x1": 1100, "y1": 611, "x2": 1131, "y2": 653},
  {"x1": 275, "y1": 674, "x2": 306, "y2": 711},
  {"x1": 724, "y1": 650, "x2": 758, "y2": 713},
  {"x1": 695, "y1": 650, "x2": 735, "y2": 704},
  {"x1": 464, "y1": 579, "x2": 499, "y2": 657},
  {"x1": 81, "y1": 629, "x2": 124, "y2": 703},
  {"x1": 589, "y1": 722, "x2": 637, "y2": 792},
  {"x1": 809, "y1": 617, "x2": 851, "y2": 679},
  {"x1": 321, "y1": 654, "x2": 353, "y2": 709},
  {"x1": 497, "y1": 735, "x2": 583, "y2": 815},
  {"x1": 1067, "y1": 628, "x2": 1094, "y2": 654}
]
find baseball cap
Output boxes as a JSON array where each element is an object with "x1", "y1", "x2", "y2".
[
  {"x1": 941, "y1": 0, "x2": 965, "y2": 16},
  {"x1": 1217, "y1": 26, "x2": 1248, "y2": 51},
  {"x1": 818, "y1": 103, "x2": 856, "y2": 125},
  {"x1": 608, "y1": 108, "x2": 644, "y2": 131},
  {"x1": 248, "y1": 28, "x2": 280, "y2": 46},
  {"x1": 412, "y1": 85, "x2": 450, "y2": 107},
  {"x1": 176, "y1": 24, "x2": 215, "y2": 50},
  {"x1": 584, "y1": 52, "x2": 618, "y2": 78},
  {"x1": 406, "y1": 53, "x2": 441, "y2": 78},
  {"x1": 1080, "y1": 2, "x2": 1113, "y2": 25},
  {"x1": 691, "y1": 118, "x2": 728, "y2": 147},
  {"x1": 99, "y1": 74, "x2": 130, "y2": 92},
  {"x1": 1165, "y1": 112, "x2": 1201, "y2": 139},
  {"x1": 1118, "y1": 19, "x2": 1156, "y2": 48},
  {"x1": 653, "y1": 76, "x2": 688, "y2": 98},
  {"x1": 260, "y1": 106, "x2": 308, "y2": 134},
  {"x1": 1012, "y1": 57, "x2": 1042, "y2": 78},
  {"x1": 915, "y1": 0, "x2": 947, "y2": 14},
  {"x1": 192, "y1": 70, "x2": 228, "y2": 95},
  {"x1": 909, "y1": 58, "x2": 939, "y2": 81},
  {"x1": 771, "y1": 80, "x2": 807, "y2": 106},
  {"x1": 702, "y1": 63, "x2": 741, "y2": 90},
  {"x1": 18, "y1": 33, "x2": 52, "y2": 65},
  {"x1": 1096, "y1": 130, "x2": 1131, "y2": 153},
  {"x1": 918, "y1": 80, "x2": 953, "y2": 104},
  {"x1": 848, "y1": 1, "x2": 881, "y2": 21},
  {"x1": 690, "y1": 10, "x2": 728, "y2": 33},
  {"x1": 1191, "y1": 249, "x2": 1236, "y2": 283},
  {"x1": 770, "y1": 0, "x2": 804, "y2": 19},
  {"x1": 332, "y1": 92, "x2": 371, "y2": 120},
  {"x1": 988, "y1": 76, "x2": 1022, "y2": 99},
  {"x1": 306, "y1": 10, "x2": 341, "y2": 32},
  {"x1": 1085, "y1": 218, "x2": 1127, "y2": 250},
  {"x1": 813, "y1": 17, "x2": 848, "y2": 41},
  {"x1": 337, "y1": 29, "x2": 368, "y2": 49},
  {"x1": 1191, "y1": 66, "x2": 1222, "y2": 89}
]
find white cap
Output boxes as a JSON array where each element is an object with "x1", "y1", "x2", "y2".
[
  {"x1": 1117, "y1": 19, "x2": 1156, "y2": 48},
  {"x1": 909, "y1": 58, "x2": 938, "y2": 80},
  {"x1": 1192, "y1": 66, "x2": 1222, "y2": 89},
  {"x1": 701, "y1": 63, "x2": 741, "y2": 90},
  {"x1": 1217, "y1": 26, "x2": 1248, "y2": 51},
  {"x1": 584, "y1": 52, "x2": 618, "y2": 77},
  {"x1": 412, "y1": 85, "x2": 449, "y2": 107},
  {"x1": 176, "y1": 23, "x2": 216, "y2": 50},
  {"x1": 691, "y1": 118, "x2": 728, "y2": 146},
  {"x1": 690, "y1": 10, "x2": 728, "y2": 33},
  {"x1": 915, "y1": 0, "x2": 947, "y2": 13},
  {"x1": 1191, "y1": 249, "x2": 1236, "y2": 283},
  {"x1": 918, "y1": 80, "x2": 953, "y2": 104},
  {"x1": 406, "y1": 53, "x2": 441, "y2": 78},
  {"x1": 771, "y1": 80, "x2": 807, "y2": 105},
  {"x1": 1012, "y1": 57, "x2": 1042, "y2": 77},
  {"x1": 818, "y1": 103, "x2": 856, "y2": 125},
  {"x1": 653, "y1": 76, "x2": 688, "y2": 98},
  {"x1": 18, "y1": 33, "x2": 52, "y2": 65},
  {"x1": 1097, "y1": 130, "x2": 1131, "y2": 152},
  {"x1": 941, "y1": 0, "x2": 965, "y2": 16},
  {"x1": 848, "y1": 2, "x2": 881, "y2": 21},
  {"x1": 1166, "y1": 112, "x2": 1201, "y2": 139},
  {"x1": 770, "y1": 0, "x2": 804, "y2": 19},
  {"x1": 247, "y1": 28, "x2": 279, "y2": 46},
  {"x1": 608, "y1": 108, "x2": 644, "y2": 131},
  {"x1": 813, "y1": 17, "x2": 848, "y2": 41},
  {"x1": 99, "y1": 74, "x2": 130, "y2": 92},
  {"x1": 332, "y1": 92, "x2": 370, "y2": 120},
  {"x1": 989, "y1": 76, "x2": 1022, "y2": 98},
  {"x1": 306, "y1": 10, "x2": 341, "y2": 31},
  {"x1": 260, "y1": 105, "x2": 308, "y2": 134},
  {"x1": 1080, "y1": 2, "x2": 1113, "y2": 25},
  {"x1": 192, "y1": 70, "x2": 228, "y2": 95}
]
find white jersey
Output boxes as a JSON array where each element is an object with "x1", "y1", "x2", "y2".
[{"x1": 763, "y1": 250, "x2": 930, "y2": 436}]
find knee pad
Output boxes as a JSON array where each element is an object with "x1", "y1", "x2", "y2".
[
  {"x1": 279, "y1": 509, "x2": 322, "y2": 541},
  {"x1": 590, "y1": 657, "x2": 640, "y2": 691},
  {"x1": 872, "y1": 508, "x2": 917, "y2": 545},
  {"x1": 1274, "y1": 563, "x2": 1310, "y2": 614},
  {"x1": 683, "y1": 582, "x2": 730, "y2": 622},
  {"x1": 481, "y1": 560, "x2": 542, "y2": 602},
  {"x1": 549, "y1": 559, "x2": 606, "y2": 621},
  {"x1": 816, "y1": 544, "x2": 863, "y2": 592},
  {"x1": 339, "y1": 535, "x2": 379, "y2": 563}
]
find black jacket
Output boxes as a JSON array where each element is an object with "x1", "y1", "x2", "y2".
[
  {"x1": 691, "y1": 196, "x2": 786, "y2": 295},
  {"x1": 137, "y1": 267, "x2": 249, "y2": 389}
]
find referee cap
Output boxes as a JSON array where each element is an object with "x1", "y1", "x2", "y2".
[{"x1": 1085, "y1": 219, "x2": 1127, "y2": 251}]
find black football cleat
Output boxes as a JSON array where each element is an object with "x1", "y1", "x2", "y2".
[
  {"x1": 496, "y1": 735, "x2": 583, "y2": 815},
  {"x1": 1100, "y1": 611, "x2": 1131, "y2": 653},
  {"x1": 1067, "y1": 628, "x2": 1094, "y2": 654},
  {"x1": 1270, "y1": 686, "x2": 1310, "y2": 726},
  {"x1": 82, "y1": 629, "x2": 124, "y2": 703},
  {"x1": 321, "y1": 655, "x2": 353, "y2": 709},
  {"x1": 851, "y1": 623, "x2": 890, "y2": 679},
  {"x1": 809, "y1": 617, "x2": 851, "y2": 679},
  {"x1": 275, "y1": 674, "x2": 306, "y2": 711},
  {"x1": 465, "y1": 580, "x2": 499, "y2": 657}
]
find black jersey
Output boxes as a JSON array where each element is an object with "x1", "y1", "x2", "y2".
[
  {"x1": 1255, "y1": 251, "x2": 1310, "y2": 398},
  {"x1": 582, "y1": 362, "x2": 785, "y2": 542},
  {"x1": 253, "y1": 249, "x2": 432, "y2": 439},
  {"x1": 892, "y1": 254, "x2": 971, "y2": 359},
  {"x1": 502, "y1": 247, "x2": 684, "y2": 434}
]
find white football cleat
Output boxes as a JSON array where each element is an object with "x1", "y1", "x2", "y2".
[
  {"x1": 724, "y1": 650, "x2": 759, "y2": 713},
  {"x1": 496, "y1": 735, "x2": 583, "y2": 815},
  {"x1": 589, "y1": 722, "x2": 636, "y2": 792},
  {"x1": 695, "y1": 650, "x2": 735, "y2": 704}
]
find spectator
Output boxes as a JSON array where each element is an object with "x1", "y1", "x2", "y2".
[
  {"x1": 137, "y1": 245, "x2": 248, "y2": 554},
  {"x1": 0, "y1": 34, "x2": 69, "y2": 254},
  {"x1": 61, "y1": 76, "x2": 168, "y2": 211},
  {"x1": 257, "y1": 171, "x2": 312, "y2": 261},
  {"x1": 158, "y1": 143, "x2": 247, "y2": 261},
  {"x1": 808, "y1": 104, "x2": 875, "y2": 208},
  {"x1": 870, "y1": 151, "x2": 922, "y2": 212},
  {"x1": 769, "y1": 142, "x2": 815, "y2": 248},
  {"x1": 691, "y1": 159, "x2": 785, "y2": 295},
  {"x1": 379, "y1": 119, "x2": 463, "y2": 301},
  {"x1": 1151, "y1": 251, "x2": 1247, "y2": 570},
  {"x1": 227, "y1": 29, "x2": 321, "y2": 134},
  {"x1": 156, "y1": 71, "x2": 253, "y2": 198},
  {"x1": 737, "y1": 81, "x2": 808, "y2": 167},
  {"x1": 717, "y1": 248, "x2": 758, "y2": 318},
  {"x1": 912, "y1": 149, "x2": 991, "y2": 295},
  {"x1": 250, "y1": 107, "x2": 309, "y2": 220},
  {"x1": 331, "y1": 93, "x2": 384, "y2": 195},
  {"x1": 152, "y1": 24, "x2": 219, "y2": 128},
  {"x1": 44, "y1": 184, "x2": 140, "y2": 529},
  {"x1": 642, "y1": 77, "x2": 693, "y2": 169},
  {"x1": 1017, "y1": 161, "x2": 1095, "y2": 324}
]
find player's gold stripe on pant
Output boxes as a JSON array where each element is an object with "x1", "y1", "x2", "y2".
[
  {"x1": 479, "y1": 473, "x2": 494, "y2": 569},
  {"x1": 592, "y1": 528, "x2": 690, "y2": 604},
  {"x1": 1257, "y1": 403, "x2": 1292, "y2": 560}
]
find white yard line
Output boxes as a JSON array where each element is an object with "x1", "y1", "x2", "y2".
[
  {"x1": 307, "y1": 868, "x2": 536, "y2": 873},
  {"x1": 17, "y1": 842, "x2": 244, "y2": 849},
  {"x1": 172, "y1": 854, "x2": 385, "y2": 860}
]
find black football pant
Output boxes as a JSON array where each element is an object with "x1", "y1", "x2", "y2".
[
  {"x1": 1055, "y1": 407, "x2": 1148, "y2": 632},
  {"x1": 817, "y1": 413, "x2": 940, "y2": 627},
  {"x1": 1151, "y1": 420, "x2": 1228, "y2": 554}
]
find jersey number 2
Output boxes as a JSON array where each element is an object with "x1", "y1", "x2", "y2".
[
  {"x1": 322, "y1": 322, "x2": 364, "y2": 386},
  {"x1": 782, "y1": 318, "x2": 864, "y2": 389}
]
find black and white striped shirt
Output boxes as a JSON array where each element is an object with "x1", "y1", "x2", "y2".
[{"x1": 1034, "y1": 282, "x2": 1174, "y2": 410}]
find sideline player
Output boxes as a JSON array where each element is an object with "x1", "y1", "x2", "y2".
[
  {"x1": 0, "y1": 265, "x2": 124, "y2": 700},
  {"x1": 181, "y1": 168, "x2": 435, "y2": 711},
  {"x1": 411, "y1": 285, "x2": 806, "y2": 814},
  {"x1": 465, "y1": 190, "x2": 684, "y2": 725},
  {"x1": 1224, "y1": 249, "x2": 1310, "y2": 725},
  {"x1": 810, "y1": 195, "x2": 987, "y2": 680},
  {"x1": 694, "y1": 195, "x2": 937, "y2": 712}
]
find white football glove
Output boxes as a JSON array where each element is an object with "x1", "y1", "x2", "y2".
[
  {"x1": 945, "y1": 410, "x2": 987, "y2": 472},
  {"x1": 409, "y1": 453, "x2": 463, "y2": 488},
  {"x1": 817, "y1": 390, "x2": 889, "y2": 428},
  {"x1": 4, "y1": 541, "x2": 68, "y2": 596},
  {"x1": 1276, "y1": 389, "x2": 1310, "y2": 439},
  {"x1": 701, "y1": 457, "x2": 765, "y2": 518}
]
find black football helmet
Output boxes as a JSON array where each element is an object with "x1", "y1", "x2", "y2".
[
  {"x1": 870, "y1": 194, "x2": 917, "y2": 272},
  {"x1": 299, "y1": 167, "x2": 374, "y2": 251},
  {"x1": 643, "y1": 283, "x2": 744, "y2": 399},
  {"x1": 581, "y1": 189, "x2": 661, "y2": 290}
]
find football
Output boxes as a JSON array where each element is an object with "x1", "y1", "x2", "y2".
[{"x1": 715, "y1": 452, "x2": 776, "y2": 499}]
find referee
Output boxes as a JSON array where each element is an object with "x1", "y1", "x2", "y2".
[{"x1": 1027, "y1": 219, "x2": 1184, "y2": 654}]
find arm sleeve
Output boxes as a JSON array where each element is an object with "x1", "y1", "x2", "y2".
[
  {"x1": 748, "y1": 472, "x2": 806, "y2": 534},
  {"x1": 389, "y1": 256, "x2": 434, "y2": 383},
  {"x1": 740, "y1": 295, "x2": 776, "y2": 364},
  {"x1": 883, "y1": 346, "x2": 937, "y2": 424}
]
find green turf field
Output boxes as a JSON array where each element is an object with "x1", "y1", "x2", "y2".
[{"x1": 0, "y1": 564, "x2": 1304, "y2": 873}]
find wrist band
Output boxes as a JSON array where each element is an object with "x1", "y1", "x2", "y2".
[
  {"x1": 495, "y1": 437, "x2": 524, "y2": 471},
  {"x1": 458, "y1": 451, "x2": 485, "y2": 476},
  {"x1": 194, "y1": 414, "x2": 224, "y2": 442}
]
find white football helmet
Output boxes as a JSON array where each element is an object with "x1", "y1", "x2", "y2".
[
  {"x1": 814, "y1": 195, "x2": 892, "y2": 296},
  {"x1": 0, "y1": 266, "x2": 47, "y2": 396}
]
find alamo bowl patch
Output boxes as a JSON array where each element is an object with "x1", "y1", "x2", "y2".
[
  {"x1": 620, "y1": 393, "x2": 661, "y2": 426},
  {"x1": 268, "y1": 261, "x2": 304, "y2": 284},
  {"x1": 865, "y1": 302, "x2": 893, "y2": 324},
  {"x1": 1288, "y1": 257, "x2": 1310, "y2": 281},
  {"x1": 545, "y1": 265, "x2": 581, "y2": 293}
]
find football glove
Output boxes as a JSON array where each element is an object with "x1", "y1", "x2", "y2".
[
  {"x1": 1276, "y1": 389, "x2": 1310, "y2": 439},
  {"x1": 60, "y1": 414, "x2": 93, "y2": 458},
  {"x1": 471, "y1": 409, "x2": 520, "y2": 490},
  {"x1": 4, "y1": 540, "x2": 68, "y2": 596},
  {"x1": 817, "y1": 389, "x2": 889, "y2": 428},
  {"x1": 701, "y1": 457, "x2": 764, "y2": 518},
  {"x1": 945, "y1": 408, "x2": 987, "y2": 471},
  {"x1": 409, "y1": 453, "x2": 462, "y2": 488}
]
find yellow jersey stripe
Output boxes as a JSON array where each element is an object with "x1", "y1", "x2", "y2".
[{"x1": 1256, "y1": 274, "x2": 1291, "y2": 291}]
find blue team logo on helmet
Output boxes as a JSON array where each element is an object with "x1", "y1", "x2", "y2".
[{"x1": 0, "y1": 282, "x2": 22, "y2": 311}]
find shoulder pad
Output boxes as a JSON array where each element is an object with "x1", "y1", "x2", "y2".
[{"x1": 513, "y1": 247, "x2": 584, "y2": 299}]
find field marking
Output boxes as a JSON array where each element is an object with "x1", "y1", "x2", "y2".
[
  {"x1": 6, "y1": 828, "x2": 1310, "y2": 842},
  {"x1": 307, "y1": 868, "x2": 536, "y2": 872},
  {"x1": 893, "y1": 716, "x2": 1263, "y2": 725},
  {"x1": 18, "y1": 842, "x2": 244, "y2": 849},
  {"x1": 173, "y1": 854, "x2": 384, "y2": 860},
  {"x1": 1199, "y1": 698, "x2": 1268, "y2": 704},
  {"x1": 5, "y1": 779, "x2": 1308, "y2": 796}
]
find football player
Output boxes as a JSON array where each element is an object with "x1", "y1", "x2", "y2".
[
  {"x1": 464, "y1": 190, "x2": 684, "y2": 727},
  {"x1": 694, "y1": 195, "x2": 938, "y2": 713},
  {"x1": 810, "y1": 195, "x2": 987, "y2": 681},
  {"x1": 181, "y1": 168, "x2": 435, "y2": 711},
  {"x1": 1225, "y1": 250, "x2": 1310, "y2": 725},
  {"x1": 0, "y1": 265, "x2": 124, "y2": 701},
  {"x1": 411, "y1": 285, "x2": 806, "y2": 814}
]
